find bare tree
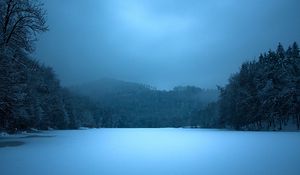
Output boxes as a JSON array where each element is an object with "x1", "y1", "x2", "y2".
[{"x1": 0, "y1": 0, "x2": 48, "y2": 53}]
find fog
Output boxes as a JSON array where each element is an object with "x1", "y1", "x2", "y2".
[{"x1": 35, "y1": 0, "x2": 300, "y2": 89}]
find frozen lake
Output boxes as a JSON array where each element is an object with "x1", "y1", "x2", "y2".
[{"x1": 0, "y1": 129, "x2": 300, "y2": 175}]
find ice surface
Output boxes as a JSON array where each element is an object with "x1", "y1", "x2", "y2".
[{"x1": 0, "y1": 129, "x2": 299, "y2": 175}]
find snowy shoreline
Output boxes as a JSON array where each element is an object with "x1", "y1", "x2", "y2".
[
  {"x1": 1, "y1": 127, "x2": 299, "y2": 139},
  {"x1": 0, "y1": 127, "x2": 299, "y2": 148}
]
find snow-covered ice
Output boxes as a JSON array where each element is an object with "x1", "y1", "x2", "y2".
[{"x1": 0, "y1": 129, "x2": 299, "y2": 175}]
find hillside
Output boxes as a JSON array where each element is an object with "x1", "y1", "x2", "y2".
[{"x1": 70, "y1": 79, "x2": 219, "y2": 127}]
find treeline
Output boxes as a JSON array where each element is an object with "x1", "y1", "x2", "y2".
[
  {"x1": 191, "y1": 43, "x2": 300, "y2": 130},
  {"x1": 0, "y1": 51, "x2": 218, "y2": 131},
  {"x1": 0, "y1": 51, "x2": 99, "y2": 131},
  {"x1": 72, "y1": 80, "x2": 218, "y2": 128}
]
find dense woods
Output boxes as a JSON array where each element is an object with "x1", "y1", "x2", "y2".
[
  {"x1": 217, "y1": 43, "x2": 300, "y2": 130},
  {"x1": 191, "y1": 43, "x2": 300, "y2": 130},
  {"x1": 190, "y1": 102, "x2": 219, "y2": 128},
  {"x1": 72, "y1": 80, "x2": 218, "y2": 128}
]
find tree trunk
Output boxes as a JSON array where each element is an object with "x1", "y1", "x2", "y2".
[
  {"x1": 258, "y1": 121, "x2": 262, "y2": 130},
  {"x1": 297, "y1": 115, "x2": 300, "y2": 130},
  {"x1": 272, "y1": 119, "x2": 276, "y2": 130},
  {"x1": 279, "y1": 119, "x2": 282, "y2": 130}
]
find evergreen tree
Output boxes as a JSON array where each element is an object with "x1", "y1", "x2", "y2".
[
  {"x1": 292, "y1": 42, "x2": 299, "y2": 58},
  {"x1": 276, "y1": 43, "x2": 285, "y2": 58},
  {"x1": 218, "y1": 42, "x2": 300, "y2": 130}
]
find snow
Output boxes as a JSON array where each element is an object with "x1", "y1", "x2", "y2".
[
  {"x1": 0, "y1": 132, "x2": 9, "y2": 137},
  {"x1": 0, "y1": 129, "x2": 300, "y2": 175}
]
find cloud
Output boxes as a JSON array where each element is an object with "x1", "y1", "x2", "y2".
[{"x1": 36, "y1": 0, "x2": 300, "y2": 89}]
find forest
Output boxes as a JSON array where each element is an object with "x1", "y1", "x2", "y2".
[
  {"x1": 191, "y1": 42, "x2": 300, "y2": 130},
  {"x1": 0, "y1": 0, "x2": 300, "y2": 132},
  {"x1": 217, "y1": 43, "x2": 300, "y2": 130},
  {"x1": 71, "y1": 80, "x2": 218, "y2": 128}
]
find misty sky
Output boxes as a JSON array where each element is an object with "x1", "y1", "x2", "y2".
[{"x1": 35, "y1": 0, "x2": 300, "y2": 89}]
